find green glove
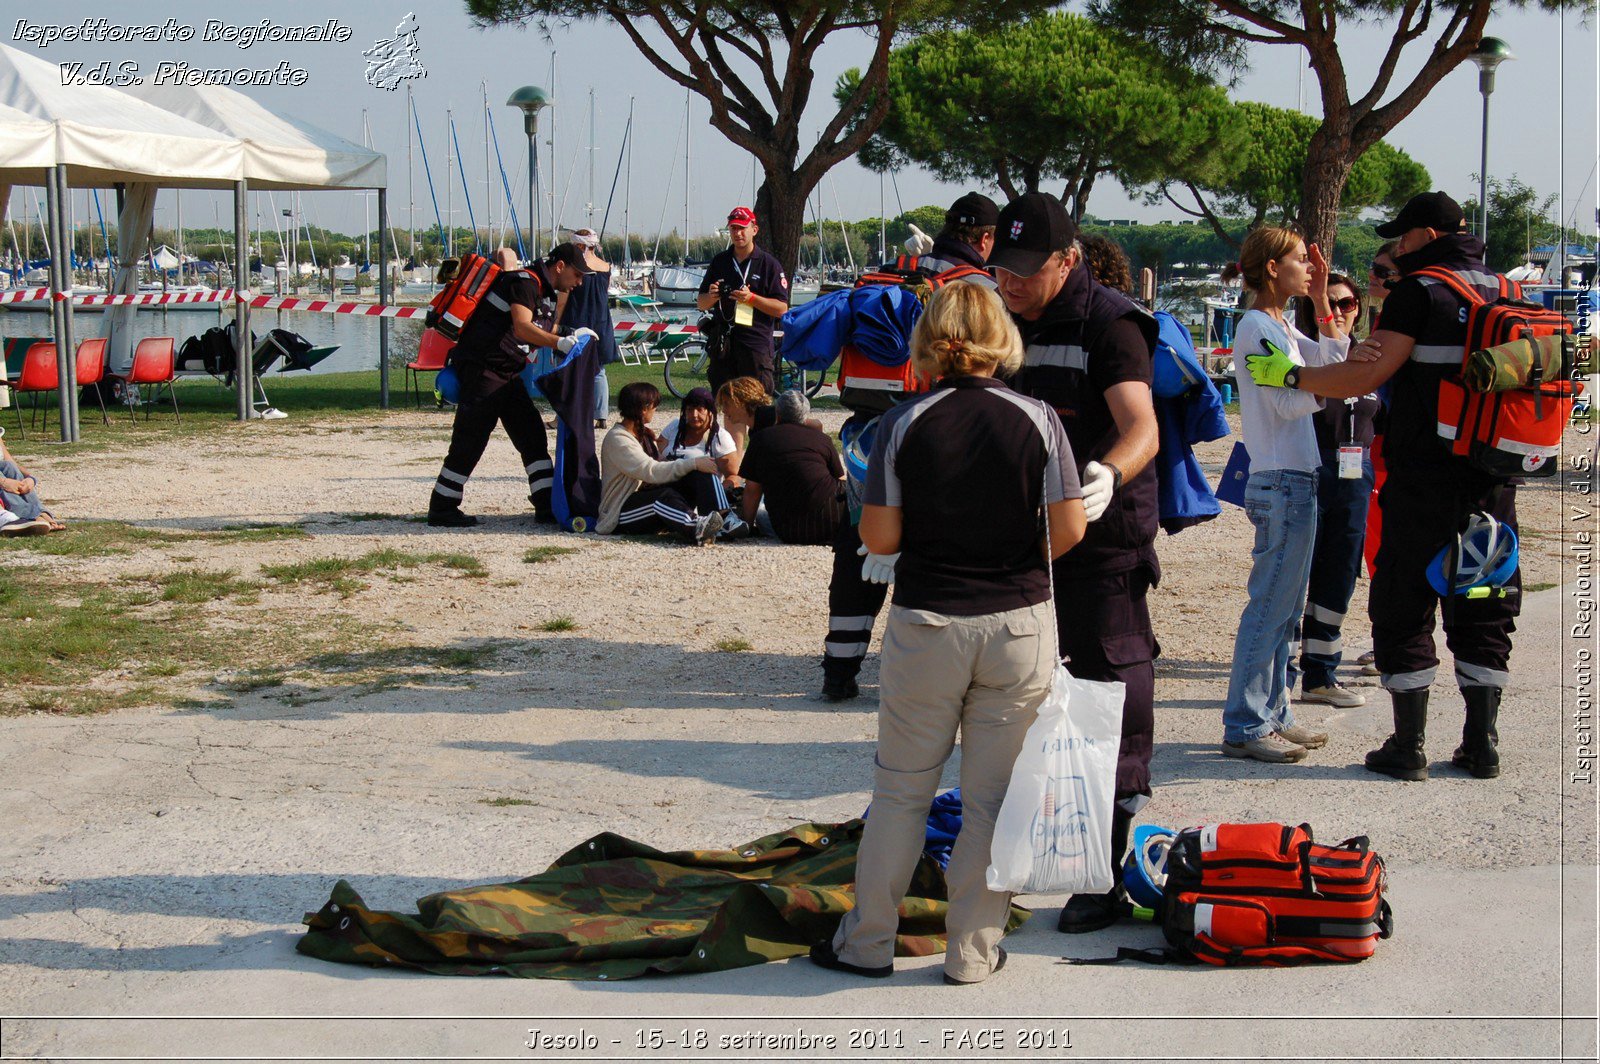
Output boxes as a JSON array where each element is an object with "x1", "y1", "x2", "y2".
[{"x1": 1245, "y1": 338, "x2": 1299, "y2": 389}]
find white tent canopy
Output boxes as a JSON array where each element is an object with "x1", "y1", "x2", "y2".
[
  {"x1": 0, "y1": 43, "x2": 242, "y2": 188},
  {"x1": 127, "y1": 84, "x2": 385, "y2": 192}
]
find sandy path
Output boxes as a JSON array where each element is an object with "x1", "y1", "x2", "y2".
[{"x1": 0, "y1": 408, "x2": 1594, "y2": 1057}]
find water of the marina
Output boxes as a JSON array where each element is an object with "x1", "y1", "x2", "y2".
[{"x1": 0, "y1": 291, "x2": 821, "y2": 375}]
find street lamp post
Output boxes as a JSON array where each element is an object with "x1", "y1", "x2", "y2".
[
  {"x1": 507, "y1": 85, "x2": 552, "y2": 262},
  {"x1": 1469, "y1": 36, "x2": 1514, "y2": 250}
]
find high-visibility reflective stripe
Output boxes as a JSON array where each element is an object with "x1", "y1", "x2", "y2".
[
  {"x1": 825, "y1": 640, "x2": 870, "y2": 658},
  {"x1": 1303, "y1": 636, "x2": 1342, "y2": 656},
  {"x1": 525, "y1": 459, "x2": 553, "y2": 474},
  {"x1": 431, "y1": 483, "x2": 464, "y2": 500},
  {"x1": 484, "y1": 291, "x2": 511, "y2": 312},
  {"x1": 1456, "y1": 661, "x2": 1510, "y2": 688},
  {"x1": 438, "y1": 467, "x2": 469, "y2": 484},
  {"x1": 1306, "y1": 602, "x2": 1346, "y2": 626},
  {"x1": 1437, "y1": 420, "x2": 1459, "y2": 440},
  {"x1": 1418, "y1": 269, "x2": 1501, "y2": 291},
  {"x1": 1492, "y1": 436, "x2": 1559, "y2": 457},
  {"x1": 1410, "y1": 344, "x2": 1462, "y2": 365},
  {"x1": 829, "y1": 616, "x2": 874, "y2": 631},
  {"x1": 1382, "y1": 667, "x2": 1436, "y2": 692},
  {"x1": 1025, "y1": 343, "x2": 1088, "y2": 371},
  {"x1": 528, "y1": 476, "x2": 553, "y2": 493}
]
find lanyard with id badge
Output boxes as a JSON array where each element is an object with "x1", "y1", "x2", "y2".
[
  {"x1": 729, "y1": 255, "x2": 756, "y2": 326},
  {"x1": 1337, "y1": 398, "x2": 1364, "y2": 479}
]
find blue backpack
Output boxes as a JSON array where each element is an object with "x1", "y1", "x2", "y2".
[{"x1": 1151, "y1": 310, "x2": 1208, "y2": 400}]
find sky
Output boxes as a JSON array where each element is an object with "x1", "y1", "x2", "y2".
[{"x1": 6, "y1": 1, "x2": 1597, "y2": 248}]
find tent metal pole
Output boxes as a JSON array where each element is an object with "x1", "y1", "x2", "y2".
[
  {"x1": 57, "y1": 166, "x2": 79, "y2": 441},
  {"x1": 378, "y1": 187, "x2": 390, "y2": 408},
  {"x1": 45, "y1": 170, "x2": 72, "y2": 442},
  {"x1": 234, "y1": 180, "x2": 250, "y2": 421}
]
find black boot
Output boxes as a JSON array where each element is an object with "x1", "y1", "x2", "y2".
[
  {"x1": 1364, "y1": 689, "x2": 1429, "y2": 781},
  {"x1": 821, "y1": 658, "x2": 861, "y2": 702},
  {"x1": 1452, "y1": 686, "x2": 1501, "y2": 779},
  {"x1": 1057, "y1": 805, "x2": 1133, "y2": 933}
]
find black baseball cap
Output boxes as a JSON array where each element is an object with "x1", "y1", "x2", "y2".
[
  {"x1": 545, "y1": 241, "x2": 592, "y2": 273},
  {"x1": 946, "y1": 191, "x2": 999, "y2": 229},
  {"x1": 1375, "y1": 191, "x2": 1466, "y2": 239},
  {"x1": 988, "y1": 192, "x2": 1078, "y2": 278}
]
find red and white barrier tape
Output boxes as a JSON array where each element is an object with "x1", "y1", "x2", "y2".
[
  {"x1": 74, "y1": 289, "x2": 234, "y2": 306},
  {"x1": 613, "y1": 321, "x2": 699, "y2": 335},
  {"x1": 0, "y1": 287, "x2": 50, "y2": 304},
  {"x1": 242, "y1": 294, "x2": 427, "y2": 318}
]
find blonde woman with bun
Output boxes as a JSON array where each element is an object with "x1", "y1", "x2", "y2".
[{"x1": 813, "y1": 283, "x2": 1085, "y2": 987}]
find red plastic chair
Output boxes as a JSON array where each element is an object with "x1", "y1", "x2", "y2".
[
  {"x1": 126, "y1": 337, "x2": 179, "y2": 424},
  {"x1": 76, "y1": 338, "x2": 109, "y2": 426},
  {"x1": 11, "y1": 341, "x2": 60, "y2": 437},
  {"x1": 406, "y1": 329, "x2": 454, "y2": 407}
]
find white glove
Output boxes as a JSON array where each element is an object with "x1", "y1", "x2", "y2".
[
  {"x1": 555, "y1": 327, "x2": 599, "y2": 354},
  {"x1": 1080, "y1": 461, "x2": 1116, "y2": 523},
  {"x1": 857, "y1": 543, "x2": 899, "y2": 585},
  {"x1": 903, "y1": 224, "x2": 934, "y2": 256}
]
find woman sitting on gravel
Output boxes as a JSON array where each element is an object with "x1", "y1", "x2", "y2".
[
  {"x1": 0, "y1": 428, "x2": 64, "y2": 536},
  {"x1": 596, "y1": 382, "x2": 723, "y2": 545},
  {"x1": 715, "y1": 376, "x2": 776, "y2": 460},
  {"x1": 657, "y1": 386, "x2": 751, "y2": 540}
]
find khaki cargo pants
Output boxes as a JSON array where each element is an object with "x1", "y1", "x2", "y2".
[{"x1": 833, "y1": 599, "x2": 1053, "y2": 983}]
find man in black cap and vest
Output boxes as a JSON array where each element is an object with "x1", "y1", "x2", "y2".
[
  {"x1": 990, "y1": 192, "x2": 1161, "y2": 933},
  {"x1": 1245, "y1": 191, "x2": 1519, "y2": 782},
  {"x1": 428, "y1": 244, "x2": 592, "y2": 527},
  {"x1": 820, "y1": 192, "x2": 1000, "y2": 703},
  {"x1": 698, "y1": 206, "x2": 790, "y2": 395}
]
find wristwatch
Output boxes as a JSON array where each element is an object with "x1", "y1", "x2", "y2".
[
  {"x1": 1105, "y1": 461, "x2": 1124, "y2": 494},
  {"x1": 1283, "y1": 366, "x2": 1301, "y2": 389}
]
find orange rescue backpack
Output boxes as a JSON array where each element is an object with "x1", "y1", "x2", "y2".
[
  {"x1": 426, "y1": 252, "x2": 502, "y2": 341},
  {"x1": 1417, "y1": 266, "x2": 1581, "y2": 479}
]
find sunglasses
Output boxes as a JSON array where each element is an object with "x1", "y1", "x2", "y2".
[
  {"x1": 1370, "y1": 263, "x2": 1400, "y2": 281},
  {"x1": 1330, "y1": 297, "x2": 1361, "y2": 313}
]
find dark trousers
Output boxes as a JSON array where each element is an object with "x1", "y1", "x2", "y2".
[
  {"x1": 1292, "y1": 456, "x2": 1375, "y2": 691},
  {"x1": 668, "y1": 469, "x2": 731, "y2": 515},
  {"x1": 614, "y1": 484, "x2": 698, "y2": 538},
  {"x1": 1054, "y1": 559, "x2": 1159, "y2": 802},
  {"x1": 430, "y1": 375, "x2": 552, "y2": 515},
  {"x1": 709, "y1": 343, "x2": 775, "y2": 396},
  {"x1": 1370, "y1": 470, "x2": 1519, "y2": 693},
  {"x1": 823, "y1": 520, "x2": 889, "y2": 682}
]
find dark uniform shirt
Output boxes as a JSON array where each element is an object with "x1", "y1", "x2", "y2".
[
  {"x1": 1313, "y1": 395, "x2": 1380, "y2": 453},
  {"x1": 1372, "y1": 233, "x2": 1497, "y2": 476},
  {"x1": 698, "y1": 246, "x2": 789, "y2": 362},
  {"x1": 740, "y1": 422, "x2": 845, "y2": 545},
  {"x1": 1012, "y1": 263, "x2": 1158, "y2": 575},
  {"x1": 455, "y1": 265, "x2": 554, "y2": 391},
  {"x1": 863, "y1": 375, "x2": 1080, "y2": 616}
]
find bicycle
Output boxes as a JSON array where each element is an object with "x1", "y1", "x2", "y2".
[{"x1": 663, "y1": 341, "x2": 827, "y2": 400}]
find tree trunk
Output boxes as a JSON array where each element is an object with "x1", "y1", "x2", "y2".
[
  {"x1": 1296, "y1": 126, "x2": 1356, "y2": 253},
  {"x1": 754, "y1": 172, "x2": 811, "y2": 282}
]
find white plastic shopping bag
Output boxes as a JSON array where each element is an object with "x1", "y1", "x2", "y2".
[{"x1": 986, "y1": 664, "x2": 1125, "y2": 894}]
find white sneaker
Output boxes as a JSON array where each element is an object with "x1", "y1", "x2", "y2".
[
  {"x1": 1356, "y1": 650, "x2": 1379, "y2": 677},
  {"x1": 1303, "y1": 682, "x2": 1365, "y2": 708}
]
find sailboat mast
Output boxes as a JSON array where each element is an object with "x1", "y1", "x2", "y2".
[
  {"x1": 407, "y1": 86, "x2": 416, "y2": 258},
  {"x1": 624, "y1": 96, "x2": 633, "y2": 270},
  {"x1": 362, "y1": 110, "x2": 373, "y2": 268},
  {"x1": 482, "y1": 81, "x2": 493, "y2": 250},
  {"x1": 445, "y1": 107, "x2": 454, "y2": 258},
  {"x1": 587, "y1": 86, "x2": 596, "y2": 226},
  {"x1": 549, "y1": 51, "x2": 558, "y2": 250},
  {"x1": 684, "y1": 90, "x2": 690, "y2": 263}
]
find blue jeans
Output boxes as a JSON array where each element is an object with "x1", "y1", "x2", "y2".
[
  {"x1": 593, "y1": 367, "x2": 609, "y2": 422},
  {"x1": 1290, "y1": 456, "x2": 1375, "y2": 691},
  {"x1": 1223, "y1": 468, "x2": 1318, "y2": 743},
  {"x1": 0, "y1": 459, "x2": 40, "y2": 521}
]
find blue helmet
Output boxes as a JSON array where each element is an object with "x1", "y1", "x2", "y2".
[
  {"x1": 1426, "y1": 512, "x2": 1519, "y2": 598},
  {"x1": 1122, "y1": 825, "x2": 1178, "y2": 908}
]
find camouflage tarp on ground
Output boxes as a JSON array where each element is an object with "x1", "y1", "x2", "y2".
[{"x1": 297, "y1": 819, "x2": 1030, "y2": 980}]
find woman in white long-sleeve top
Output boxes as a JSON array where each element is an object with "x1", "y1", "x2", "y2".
[
  {"x1": 596, "y1": 382, "x2": 724, "y2": 545},
  {"x1": 1221, "y1": 227, "x2": 1351, "y2": 764}
]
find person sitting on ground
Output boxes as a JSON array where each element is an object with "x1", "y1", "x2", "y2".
[
  {"x1": 737, "y1": 390, "x2": 846, "y2": 546},
  {"x1": 656, "y1": 386, "x2": 751, "y2": 539},
  {"x1": 596, "y1": 381, "x2": 723, "y2": 545},
  {"x1": 0, "y1": 428, "x2": 63, "y2": 536},
  {"x1": 715, "y1": 376, "x2": 776, "y2": 463}
]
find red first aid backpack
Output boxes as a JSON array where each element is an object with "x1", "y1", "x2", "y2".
[
  {"x1": 1073, "y1": 822, "x2": 1393, "y2": 969},
  {"x1": 426, "y1": 252, "x2": 502, "y2": 342},
  {"x1": 1417, "y1": 267, "x2": 1581, "y2": 479},
  {"x1": 837, "y1": 256, "x2": 992, "y2": 413}
]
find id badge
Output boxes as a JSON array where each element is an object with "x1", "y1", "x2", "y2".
[
  {"x1": 1337, "y1": 445, "x2": 1364, "y2": 479},
  {"x1": 734, "y1": 300, "x2": 755, "y2": 326}
]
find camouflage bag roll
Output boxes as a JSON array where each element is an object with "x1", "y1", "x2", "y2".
[
  {"x1": 1463, "y1": 333, "x2": 1572, "y2": 392},
  {"x1": 297, "y1": 819, "x2": 1029, "y2": 980}
]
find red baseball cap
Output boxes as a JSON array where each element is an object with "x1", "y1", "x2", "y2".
[{"x1": 727, "y1": 206, "x2": 757, "y2": 227}]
